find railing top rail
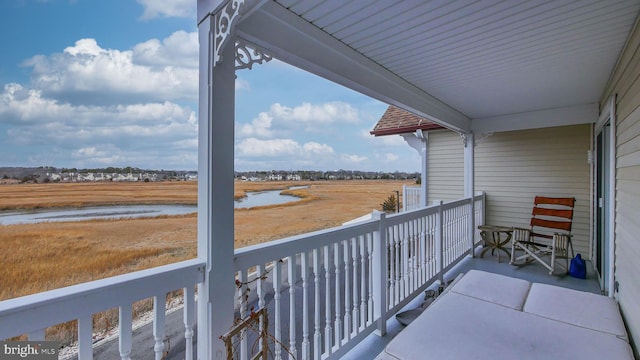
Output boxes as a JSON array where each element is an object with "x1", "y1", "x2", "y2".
[
  {"x1": 234, "y1": 218, "x2": 378, "y2": 270},
  {"x1": 0, "y1": 258, "x2": 205, "y2": 340},
  {"x1": 385, "y1": 204, "x2": 439, "y2": 225},
  {"x1": 385, "y1": 195, "x2": 482, "y2": 225}
]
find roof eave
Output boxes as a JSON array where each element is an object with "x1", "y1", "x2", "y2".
[{"x1": 370, "y1": 123, "x2": 445, "y2": 137}]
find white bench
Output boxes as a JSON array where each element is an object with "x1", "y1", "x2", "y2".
[{"x1": 381, "y1": 270, "x2": 633, "y2": 360}]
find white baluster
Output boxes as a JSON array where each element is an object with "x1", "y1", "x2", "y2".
[
  {"x1": 300, "y1": 253, "x2": 310, "y2": 360},
  {"x1": 78, "y1": 315, "x2": 93, "y2": 360},
  {"x1": 388, "y1": 227, "x2": 395, "y2": 307},
  {"x1": 395, "y1": 225, "x2": 401, "y2": 304},
  {"x1": 323, "y1": 246, "x2": 332, "y2": 355},
  {"x1": 238, "y1": 270, "x2": 248, "y2": 360},
  {"x1": 333, "y1": 242, "x2": 342, "y2": 347},
  {"x1": 256, "y1": 265, "x2": 266, "y2": 355},
  {"x1": 153, "y1": 294, "x2": 166, "y2": 360},
  {"x1": 343, "y1": 240, "x2": 351, "y2": 340},
  {"x1": 437, "y1": 201, "x2": 444, "y2": 283},
  {"x1": 411, "y1": 219, "x2": 422, "y2": 291},
  {"x1": 367, "y1": 234, "x2": 374, "y2": 325},
  {"x1": 420, "y1": 217, "x2": 427, "y2": 284},
  {"x1": 119, "y1": 305, "x2": 132, "y2": 360},
  {"x1": 402, "y1": 222, "x2": 409, "y2": 298},
  {"x1": 288, "y1": 256, "x2": 297, "y2": 359},
  {"x1": 351, "y1": 239, "x2": 359, "y2": 334},
  {"x1": 445, "y1": 208, "x2": 450, "y2": 265},
  {"x1": 313, "y1": 249, "x2": 321, "y2": 360},
  {"x1": 425, "y1": 217, "x2": 430, "y2": 277},
  {"x1": 359, "y1": 235, "x2": 367, "y2": 330},
  {"x1": 273, "y1": 260, "x2": 282, "y2": 360},
  {"x1": 184, "y1": 286, "x2": 195, "y2": 360}
]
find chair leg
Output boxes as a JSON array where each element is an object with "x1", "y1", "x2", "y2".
[
  {"x1": 510, "y1": 240, "x2": 516, "y2": 264},
  {"x1": 549, "y1": 246, "x2": 556, "y2": 275}
]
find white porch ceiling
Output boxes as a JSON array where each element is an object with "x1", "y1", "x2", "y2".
[{"x1": 233, "y1": 0, "x2": 640, "y2": 133}]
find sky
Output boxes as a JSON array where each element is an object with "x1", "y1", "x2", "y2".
[{"x1": 0, "y1": 0, "x2": 420, "y2": 172}]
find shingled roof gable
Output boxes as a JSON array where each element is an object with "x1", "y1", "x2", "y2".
[{"x1": 370, "y1": 106, "x2": 444, "y2": 137}]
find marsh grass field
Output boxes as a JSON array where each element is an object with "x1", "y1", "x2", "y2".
[
  {"x1": 0, "y1": 179, "x2": 411, "y2": 344},
  {"x1": 0, "y1": 179, "x2": 412, "y2": 301}
]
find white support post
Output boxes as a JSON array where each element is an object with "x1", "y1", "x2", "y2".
[
  {"x1": 197, "y1": 9, "x2": 236, "y2": 360},
  {"x1": 463, "y1": 132, "x2": 474, "y2": 198},
  {"x1": 421, "y1": 139, "x2": 428, "y2": 207},
  {"x1": 401, "y1": 132, "x2": 428, "y2": 207},
  {"x1": 372, "y1": 211, "x2": 388, "y2": 336},
  {"x1": 463, "y1": 132, "x2": 475, "y2": 257}
]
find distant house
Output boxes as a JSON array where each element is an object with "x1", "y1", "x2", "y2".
[
  {"x1": 46, "y1": 173, "x2": 61, "y2": 182},
  {"x1": 371, "y1": 106, "x2": 447, "y2": 207}
]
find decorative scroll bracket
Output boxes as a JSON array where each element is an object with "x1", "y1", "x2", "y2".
[
  {"x1": 460, "y1": 132, "x2": 482, "y2": 147},
  {"x1": 460, "y1": 133, "x2": 468, "y2": 147},
  {"x1": 214, "y1": 0, "x2": 245, "y2": 67},
  {"x1": 235, "y1": 39, "x2": 272, "y2": 70},
  {"x1": 476, "y1": 132, "x2": 493, "y2": 143}
]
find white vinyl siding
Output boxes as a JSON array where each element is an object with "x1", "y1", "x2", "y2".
[
  {"x1": 474, "y1": 125, "x2": 592, "y2": 258},
  {"x1": 601, "y1": 16, "x2": 640, "y2": 355},
  {"x1": 427, "y1": 130, "x2": 464, "y2": 204}
]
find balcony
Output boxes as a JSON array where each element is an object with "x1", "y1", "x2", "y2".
[
  {"x1": 2, "y1": 192, "x2": 605, "y2": 360},
  {"x1": 0, "y1": 194, "x2": 486, "y2": 359}
]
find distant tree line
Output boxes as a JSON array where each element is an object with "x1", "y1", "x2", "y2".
[
  {"x1": 1, "y1": 166, "x2": 419, "y2": 183},
  {"x1": 235, "y1": 169, "x2": 419, "y2": 181}
]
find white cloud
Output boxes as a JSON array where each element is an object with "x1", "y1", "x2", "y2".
[
  {"x1": 74, "y1": 146, "x2": 108, "y2": 157},
  {"x1": 0, "y1": 83, "x2": 197, "y2": 168},
  {"x1": 237, "y1": 112, "x2": 274, "y2": 138},
  {"x1": 270, "y1": 102, "x2": 360, "y2": 125},
  {"x1": 235, "y1": 78, "x2": 251, "y2": 91},
  {"x1": 1, "y1": 29, "x2": 207, "y2": 169},
  {"x1": 382, "y1": 153, "x2": 399, "y2": 162},
  {"x1": 236, "y1": 138, "x2": 334, "y2": 158},
  {"x1": 23, "y1": 36, "x2": 198, "y2": 105},
  {"x1": 341, "y1": 154, "x2": 368, "y2": 163},
  {"x1": 132, "y1": 31, "x2": 198, "y2": 69},
  {"x1": 137, "y1": 0, "x2": 195, "y2": 19},
  {"x1": 303, "y1": 142, "x2": 334, "y2": 154},
  {"x1": 1, "y1": 84, "x2": 74, "y2": 123},
  {"x1": 237, "y1": 138, "x2": 300, "y2": 157},
  {"x1": 237, "y1": 101, "x2": 362, "y2": 139},
  {"x1": 361, "y1": 129, "x2": 408, "y2": 146}
]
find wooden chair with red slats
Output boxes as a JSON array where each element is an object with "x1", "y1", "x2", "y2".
[{"x1": 510, "y1": 196, "x2": 576, "y2": 275}]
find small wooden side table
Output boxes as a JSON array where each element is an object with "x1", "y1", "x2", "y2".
[{"x1": 478, "y1": 225, "x2": 513, "y2": 262}]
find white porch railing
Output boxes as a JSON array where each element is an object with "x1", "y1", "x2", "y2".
[
  {"x1": 402, "y1": 185, "x2": 421, "y2": 212},
  {"x1": 0, "y1": 193, "x2": 485, "y2": 360},
  {"x1": 233, "y1": 193, "x2": 485, "y2": 360},
  {"x1": 0, "y1": 259, "x2": 205, "y2": 360}
]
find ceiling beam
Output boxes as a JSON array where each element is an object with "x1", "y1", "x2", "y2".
[
  {"x1": 471, "y1": 103, "x2": 598, "y2": 134},
  {"x1": 236, "y1": 1, "x2": 471, "y2": 133}
]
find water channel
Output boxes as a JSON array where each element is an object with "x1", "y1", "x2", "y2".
[{"x1": 0, "y1": 188, "x2": 305, "y2": 225}]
